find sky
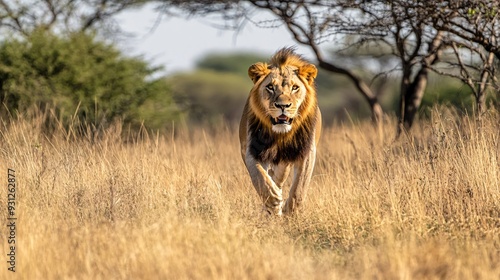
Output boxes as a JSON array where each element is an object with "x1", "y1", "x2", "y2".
[{"x1": 114, "y1": 3, "x2": 314, "y2": 75}]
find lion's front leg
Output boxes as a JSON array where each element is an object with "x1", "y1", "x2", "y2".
[
  {"x1": 283, "y1": 145, "x2": 317, "y2": 214},
  {"x1": 269, "y1": 163, "x2": 292, "y2": 190},
  {"x1": 245, "y1": 156, "x2": 283, "y2": 215}
]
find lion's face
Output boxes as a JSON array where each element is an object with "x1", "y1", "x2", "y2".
[
  {"x1": 248, "y1": 62, "x2": 317, "y2": 134},
  {"x1": 258, "y1": 66, "x2": 307, "y2": 133}
]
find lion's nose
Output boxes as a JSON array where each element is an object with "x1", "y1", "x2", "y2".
[{"x1": 274, "y1": 103, "x2": 292, "y2": 110}]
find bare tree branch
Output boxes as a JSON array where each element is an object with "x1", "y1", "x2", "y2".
[{"x1": 0, "y1": 0, "x2": 146, "y2": 36}]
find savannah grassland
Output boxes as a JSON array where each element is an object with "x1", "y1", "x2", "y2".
[{"x1": 0, "y1": 108, "x2": 499, "y2": 279}]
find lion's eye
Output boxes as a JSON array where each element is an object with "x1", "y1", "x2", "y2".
[
  {"x1": 291, "y1": 85, "x2": 299, "y2": 91},
  {"x1": 265, "y1": 84, "x2": 274, "y2": 92}
]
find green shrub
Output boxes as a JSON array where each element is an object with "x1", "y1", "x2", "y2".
[{"x1": 0, "y1": 30, "x2": 178, "y2": 132}]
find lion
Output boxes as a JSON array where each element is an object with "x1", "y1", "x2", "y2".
[{"x1": 239, "y1": 47, "x2": 321, "y2": 215}]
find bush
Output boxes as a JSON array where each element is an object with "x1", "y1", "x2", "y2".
[{"x1": 0, "y1": 30, "x2": 178, "y2": 132}]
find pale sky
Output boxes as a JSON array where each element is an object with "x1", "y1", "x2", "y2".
[{"x1": 115, "y1": 4, "x2": 314, "y2": 75}]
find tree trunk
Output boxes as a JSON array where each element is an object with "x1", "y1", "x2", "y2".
[
  {"x1": 398, "y1": 67, "x2": 429, "y2": 135},
  {"x1": 404, "y1": 67, "x2": 428, "y2": 129},
  {"x1": 398, "y1": 68, "x2": 411, "y2": 133},
  {"x1": 397, "y1": 31, "x2": 443, "y2": 135},
  {"x1": 476, "y1": 52, "x2": 495, "y2": 116},
  {"x1": 476, "y1": 75, "x2": 487, "y2": 115}
]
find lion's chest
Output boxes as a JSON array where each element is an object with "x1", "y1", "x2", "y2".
[{"x1": 248, "y1": 122, "x2": 313, "y2": 165}]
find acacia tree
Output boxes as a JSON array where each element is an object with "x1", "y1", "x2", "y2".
[
  {"x1": 354, "y1": 1, "x2": 445, "y2": 132},
  {"x1": 431, "y1": 0, "x2": 500, "y2": 114}
]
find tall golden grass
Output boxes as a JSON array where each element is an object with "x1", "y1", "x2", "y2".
[{"x1": 0, "y1": 107, "x2": 499, "y2": 279}]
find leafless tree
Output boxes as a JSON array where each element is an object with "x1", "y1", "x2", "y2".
[
  {"x1": 329, "y1": 0, "x2": 445, "y2": 133},
  {"x1": 431, "y1": 0, "x2": 500, "y2": 114}
]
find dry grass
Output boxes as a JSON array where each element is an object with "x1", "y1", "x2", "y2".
[{"x1": 0, "y1": 107, "x2": 499, "y2": 279}]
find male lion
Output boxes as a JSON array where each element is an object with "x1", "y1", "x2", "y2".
[{"x1": 239, "y1": 47, "x2": 321, "y2": 215}]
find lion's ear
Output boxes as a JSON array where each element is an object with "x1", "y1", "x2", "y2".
[
  {"x1": 298, "y1": 64, "x2": 317, "y2": 86},
  {"x1": 248, "y1": 62, "x2": 269, "y2": 84}
]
